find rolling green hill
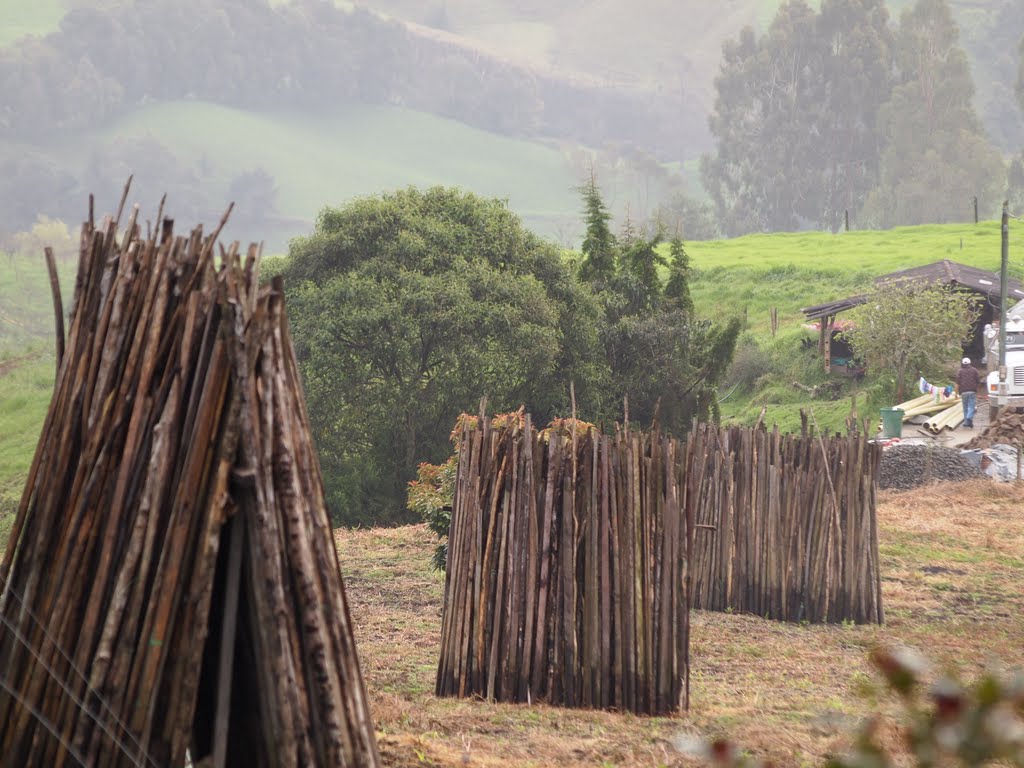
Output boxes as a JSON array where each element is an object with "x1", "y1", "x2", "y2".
[
  {"x1": 686, "y1": 220, "x2": 1023, "y2": 337},
  {"x1": 684, "y1": 220, "x2": 1024, "y2": 429},
  {"x1": 72, "y1": 101, "x2": 582, "y2": 251}
]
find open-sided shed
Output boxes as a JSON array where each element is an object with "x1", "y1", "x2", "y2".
[{"x1": 800, "y1": 260, "x2": 1024, "y2": 372}]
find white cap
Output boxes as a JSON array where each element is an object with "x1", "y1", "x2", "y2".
[{"x1": 962, "y1": 357, "x2": 971, "y2": 365}]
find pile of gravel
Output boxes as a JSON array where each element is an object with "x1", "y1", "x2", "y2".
[{"x1": 879, "y1": 444, "x2": 985, "y2": 490}]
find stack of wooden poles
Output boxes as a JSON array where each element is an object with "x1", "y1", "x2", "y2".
[
  {"x1": 0, "y1": 193, "x2": 379, "y2": 767},
  {"x1": 688, "y1": 422, "x2": 883, "y2": 624},
  {"x1": 436, "y1": 413, "x2": 692, "y2": 716},
  {"x1": 437, "y1": 412, "x2": 884, "y2": 715}
]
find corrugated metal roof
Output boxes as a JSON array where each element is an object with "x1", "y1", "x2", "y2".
[{"x1": 800, "y1": 260, "x2": 1024, "y2": 321}]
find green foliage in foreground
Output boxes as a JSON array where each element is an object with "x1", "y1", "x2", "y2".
[{"x1": 407, "y1": 454, "x2": 456, "y2": 571}]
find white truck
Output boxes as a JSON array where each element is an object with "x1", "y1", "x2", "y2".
[{"x1": 983, "y1": 299, "x2": 1024, "y2": 418}]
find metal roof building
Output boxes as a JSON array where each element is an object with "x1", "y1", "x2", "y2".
[{"x1": 801, "y1": 260, "x2": 1024, "y2": 321}]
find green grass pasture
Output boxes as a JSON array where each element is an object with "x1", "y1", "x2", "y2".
[
  {"x1": 685, "y1": 221, "x2": 1017, "y2": 337},
  {"x1": 0, "y1": 250, "x2": 72, "y2": 359},
  {"x1": 0, "y1": 0, "x2": 65, "y2": 47},
  {"x1": 0, "y1": 355, "x2": 54, "y2": 544},
  {"x1": 0, "y1": 250, "x2": 65, "y2": 545},
  {"x1": 683, "y1": 222, "x2": 1023, "y2": 431},
  {"x1": 75, "y1": 101, "x2": 581, "y2": 250}
]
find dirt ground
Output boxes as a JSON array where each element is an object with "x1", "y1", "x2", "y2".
[{"x1": 334, "y1": 479, "x2": 1024, "y2": 767}]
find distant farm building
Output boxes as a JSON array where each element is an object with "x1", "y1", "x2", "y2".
[{"x1": 801, "y1": 260, "x2": 1024, "y2": 373}]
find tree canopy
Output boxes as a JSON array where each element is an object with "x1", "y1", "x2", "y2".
[
  {"x1": 280, "y1": 186, "x2": 606, "y2": 524},
  {"x1": 861, "y1": 0, "x2": 1005, "y2": 227},
  {"x1": 279, "y1": 183, "x2": 738, "y2": 526},
  {"x1": 842, "y1": 282, "x2": 980, "y2": 402},
  {"x1": 701, "y1": 0, "x2": 1004, "y2": 235},
  {"x1": 579, "y1": 184, "x2": 741, "y2": 435}
]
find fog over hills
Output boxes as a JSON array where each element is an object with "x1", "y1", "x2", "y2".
[{"x1": 0, "y1": 0, "x2": 1022, "y2": 250}]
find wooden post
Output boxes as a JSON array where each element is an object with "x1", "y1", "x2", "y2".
[
  {"x1": 43, "y1": 247, "x2": 64, "y2": 372},
  {"x1": 844, "y1": 209, "x2": 849, "y2": 232},
  {"x1": 974, "y1": 196, "x2": 979, "y2": 224},
  {"x1": 823, "y1": 315, "x2": 833, "y2": 373}
]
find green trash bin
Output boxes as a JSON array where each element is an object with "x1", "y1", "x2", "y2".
[{"x1": 879, "y1": 407, "x2": 903, "y2": 438}]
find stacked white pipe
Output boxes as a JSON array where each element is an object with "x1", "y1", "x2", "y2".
[
  {"x1": 877, "y1": 392, "x2": 961, "y2": 433},
  {"x1": 923, "y1": 402, "x2": 964, "y2": 433}
]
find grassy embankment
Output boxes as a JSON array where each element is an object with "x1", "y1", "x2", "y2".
[
  {"x1": 0, "y1": 250, "x2": 71, "y2": 543},
  {"x1": 337, "y1": 479, "x2": 1024, "y2": 767},
  {"x1": 685, "y1": 221, "x2": 1024, "y2": 433}
]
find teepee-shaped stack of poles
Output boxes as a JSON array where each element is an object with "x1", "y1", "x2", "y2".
[{"x1": 0, "y1": 188, "x2": 380, "y2": 768}]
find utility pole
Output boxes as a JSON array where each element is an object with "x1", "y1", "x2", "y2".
[{"x1": 998, "y1": 201, "x2": 1010, "y2": 417}]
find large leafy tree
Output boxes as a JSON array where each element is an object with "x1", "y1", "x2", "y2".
[
  {"x1": 701, "y1": 0, "x2": 894, "y2": 235},
  {"x1": 842, "y1": 283, "x2": 980, "y2": 402},
  {"x1": 700, "y1": 2, "x2": 822, "y2": 236},
  {"x1": 281, "y1": 186, "x2": 606, "y2": 524},
  {"x1": 816, "y1": 0, "x2": 894, "y2": 231},
  {"x1": 862, "y1": 0, "x2": 1005, "y2": 227}
]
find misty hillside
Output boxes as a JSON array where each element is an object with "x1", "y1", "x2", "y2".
[
  {"x1": 352, "y1": 0, "x2": 784, "y2": 115},
  {"x1": 356, "y1": 0, "x2": 1024, "y2": 152},
  {"x1": 0, "y1": 0, "x2": 1023, "y2": 251}
]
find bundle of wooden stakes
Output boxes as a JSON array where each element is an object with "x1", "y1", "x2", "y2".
[
  {"x1": 687, "y1": 423, "x2": 883, "y2": 624},
  {"x1": 436, "y1": 413, "x2": 884, "y2": 715},
  {"x1": 0, "y1": 195, "x2": 380, "y2": 767},
  {"x1": 436, "y1": 414, "x2": 692, "y2": 716}
]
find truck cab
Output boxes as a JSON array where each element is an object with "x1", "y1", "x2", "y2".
[{"x1": 983, "y1": 300, "x2": 1024, "y2": 417}]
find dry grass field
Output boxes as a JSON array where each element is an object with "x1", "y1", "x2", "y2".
[{"x1": 334, "y1": 479, "x2": 1024, "y2": 767}]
